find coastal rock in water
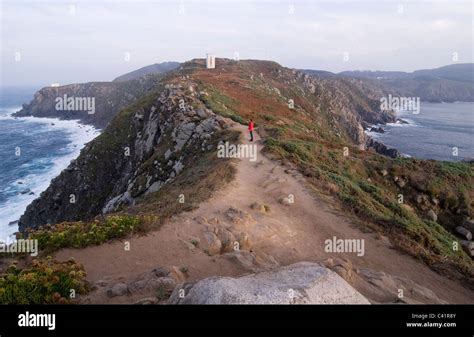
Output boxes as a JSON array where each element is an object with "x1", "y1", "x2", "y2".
[
  {"x1": 168, "y1": 262, "x2": 370, "y2": 304},
  {"x1": 369, "y1": 126, "x2": 385, "y2": 133},
  {"x1": 365, "y1": 137, "x2": 400, "y2": 158}
]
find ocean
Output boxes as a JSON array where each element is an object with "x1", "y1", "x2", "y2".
[
  {"x1": 0, "y1": 87, "x2": 99, "y2": 241},
  {"x1": 367, "y1": 102, "x2": 474, "y2": 161}
]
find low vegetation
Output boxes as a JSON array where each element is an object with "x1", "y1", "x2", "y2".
[
  {"x1": 199, "y1": 84, "x2": 246, "y2": 124},
  {"x1": 0, "y1": 257, "x2": 88, "y2": 304},
  {"x1": 264, "y1": 135, "x2": 474, "y2": 279},
  {"x1": 20, "y1": 215, "x2": 156, "y2": 253}
]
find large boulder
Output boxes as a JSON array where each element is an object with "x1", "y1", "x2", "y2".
[{"x1": 168, "y1": 262, "x2": 370, "y2": 304}]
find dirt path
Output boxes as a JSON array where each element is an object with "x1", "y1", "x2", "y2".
[{"x1": 55, "y1": 125, "x2": 474, "y2": 304}]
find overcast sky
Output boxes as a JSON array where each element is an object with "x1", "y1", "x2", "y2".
[{"x1": 1, "y1": 0, "x2": 473, "y2": 86}]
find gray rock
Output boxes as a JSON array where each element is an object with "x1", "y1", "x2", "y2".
[
  {"x1": 395, "y1": 178, "x2": 406, "y2": 188},
  {"x1": 8, "y1": 220, "x2": 19, "y2": 226},
  {"x1": 365, "y1": 138, "x2": 400, "y2": 158},
  {"x1": 134, "y1": 297, "x2": 158, "y2": 305},
  {"x1": 455, "y1": 226, "x2": 472, "y2": 241},
  {"x1": 427, "y1": 209, "x2": 438, "y2": 222},
  {"x1": 224, "y1": 251, "x2": 279, "y2": 272},
  {"x1": 196, "y1": 108, "x2": 209, "y2": 118},
  {"x1": 128, "y1": 277, "x2": 176, "y2": 294},
  {"x1": 356, "y1": 268, "x2": 447, "y2": 304},
  {"x1": 463, "y1": 219, "x2": 474, "y2": 234},
  {"x1": 106, "y1": 283, "x2": 129, "y2": 298},
  {"x1": 201, "y1": 231, "x2": 222, "y2": 255},
  {"x1": 169, "y1": 262, "x2": 370, "y2": 304},
  {"x1": 153, "y1": 266, "x2": 171, "y2": 277},
  {"x1": 460, "y1": 240, "x2": 474, "y2": 257}
]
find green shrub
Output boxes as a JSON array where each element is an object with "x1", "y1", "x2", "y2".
[
  {"x1": 0, "y1": 257, "x2": 88, "y2": 304},
  {"x1": 24, "y1": 215, "x2": 156, "y2": 253}
]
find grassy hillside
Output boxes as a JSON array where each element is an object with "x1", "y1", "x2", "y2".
[{"x1": 188, "y1": 59, "x2": 474, "y2": 282}]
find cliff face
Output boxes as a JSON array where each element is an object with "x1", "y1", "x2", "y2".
[
  {"x1": 18, "y1": 59, "x2": 396, "y2": 231},
  {"x1": 13, "y1": 71, "x2": 175, "y2": 128},
  {"x1": 19, "y1": 79, "x2": 232, "y2": 231}
]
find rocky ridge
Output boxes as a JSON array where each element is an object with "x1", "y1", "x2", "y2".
[
  {"x1": 18, "y1": 59, "x2": 399, "y2": 231},
  {"x1": 13, "y1": 63, "x2": 179, "y2": 128},
  {"x1": 19, "y1": 78, "x2": 233, "y2": 231}
]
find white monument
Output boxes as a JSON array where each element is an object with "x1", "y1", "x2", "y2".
[{"x1": 206, "y1": 54, "x2": 215, "y2": 69}]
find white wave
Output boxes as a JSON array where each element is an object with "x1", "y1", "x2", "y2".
[
  {"x1": 364, "y1": 130, "x2": 382, "y2": 139},
  {"x1": 385, "y1": 118, "x2": 422, "y2": 128},
  {"x1": 0, "y1": 114, "x2": 100, "y2": 240},
  {"x1": 0, "y1": 106, "x2": 22, "y2": 118}
]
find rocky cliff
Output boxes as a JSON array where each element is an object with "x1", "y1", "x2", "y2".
[
  {"x1": 13, "y1": 67, "x2": 178, "y2": 128},
  {"x1": 19, "y1": 78, "x2": 233, "y2": 231},
  {"x1": 19, "y1": 59, "x2": 398, "y2": 231}
]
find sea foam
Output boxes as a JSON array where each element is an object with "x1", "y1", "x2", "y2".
[{"x1": 0, "y1": 109, "x2": 100, "y2": 240}]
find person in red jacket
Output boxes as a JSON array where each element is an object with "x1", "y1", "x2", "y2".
[{"x1": 248, "y1": 119, "x2": 254, "y2": 141}]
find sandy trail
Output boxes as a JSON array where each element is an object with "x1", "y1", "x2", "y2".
[{"x1": 55, "y1": 125, "x2": 474, "y2": 303}]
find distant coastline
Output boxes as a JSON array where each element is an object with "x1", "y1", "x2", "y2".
[{"x1": 365, "y1": 101, "x2": 474, "y2": 162}]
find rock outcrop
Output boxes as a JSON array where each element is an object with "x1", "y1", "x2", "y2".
[
  {"x1": 168, "y1": 262, "x2": 370, "y2": 304},
  {"x1": 365, "y1": 137, "x2": 401, "y2": 158},
  {"x1": 14, "y1": 67, "x2": 177, "y2": 128},
  {"x1": 323, "y1": 258, "x2": 447, "y2": 304},
  {"x1": 19, "y1": 80, "x2": 233, "y2": 231},
  {"x1": 15, "y1": 59, "x2": 415, "y2": 231}
]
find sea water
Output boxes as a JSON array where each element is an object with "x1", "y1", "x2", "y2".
[
  {"x1": 0, "y1": 87, "x2": 99, "y2": 240},
  {"x1": 367, "y1": 102, "x2": 474, "y2": 161}
]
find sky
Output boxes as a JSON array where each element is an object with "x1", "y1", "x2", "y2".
[{"x1": 1, "y1": 0, "x2": 473, "y2": 86}]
